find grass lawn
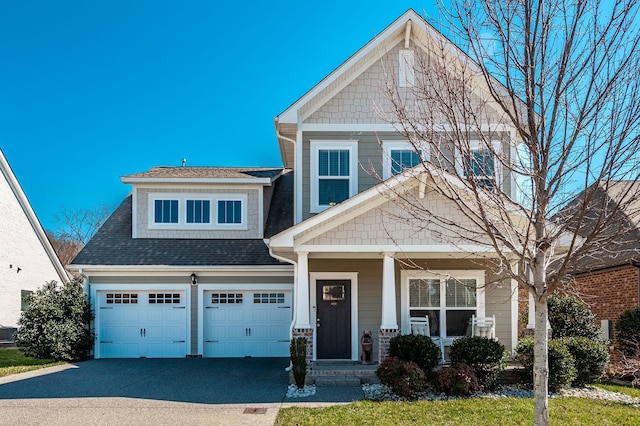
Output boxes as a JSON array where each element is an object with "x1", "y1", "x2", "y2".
[
  {"x1": 275, "y1": 397, "x2": 640, "y2": 426},
  {"x1": 0, "y1": 348, "x2": 63, "y2": 377}
]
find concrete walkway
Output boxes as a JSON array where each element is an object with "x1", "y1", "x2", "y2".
[{"x1": 0, "y1": 359, "x2": 364, "y2": 425}]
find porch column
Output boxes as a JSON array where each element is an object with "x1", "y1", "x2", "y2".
[
  {"x1": 381, "y1": 253, "x2": 398, "y2": 329},
  {"x1": 527, "y1": 292, "x2": 536, "y2": 330},
  {"x1": 294, "y1": 251, "x2": 311, "y2": 329}
]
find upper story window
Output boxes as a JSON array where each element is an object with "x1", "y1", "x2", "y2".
[
  {"x1": 155, "y1": 200, "x2": 179, "y2": 224},
  {"x1": 217, "y1": 199, "x2": 242, "y2": 224},
  {"x1": 186, "y1": 200, "x2": 210, "y2": 224},
  {"x1": 148, "y1": 193, "x2": 247, "y2": 230},
  {"x1": 399, "y1": 49, "x2": 415, "y2": 87},
  {"x1": 310, "y1": 141, "x2": 358, "y2": 213},
  {"x1": 382, "y1": 141, "x2": 428, "y2": 179},
  {"x1": 458, "y1": 140, "x2": 502, "y2": 191}
]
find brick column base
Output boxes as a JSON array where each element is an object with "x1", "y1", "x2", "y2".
[
  {"x1": 292, "y1": 328, "x2": 314, "y2": 371},
  {"x1": 378, "y1": 329, "x2": 400, "y2": 362}
]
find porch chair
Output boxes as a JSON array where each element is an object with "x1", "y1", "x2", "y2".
[
  {"x1": 470, "y1": 314, "x2": 496, "y2": 339},
  {"x1": 410, "y1": 316, "x2": 445, "y2": 363}
]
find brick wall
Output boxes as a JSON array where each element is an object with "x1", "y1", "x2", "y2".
[
  {"x1": 292, "y1": 328, "x2": 314, "y2": 371},
  {"x1": 574, "y1": 265, "x2": 639, "y2": 350},
  {"x1": 378, "y1": 328, "x2": 400, "y2": 362}
]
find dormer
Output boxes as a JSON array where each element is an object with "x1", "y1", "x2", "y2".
[{"x1": 121, "y1": 167, "x2": 284, "y2": 239}]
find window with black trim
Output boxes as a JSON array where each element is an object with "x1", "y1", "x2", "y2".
[
  {"x1": 106, "y1": 293, "x2": 138, "y2": 304},
  {"x1": 149, "y1": 293, "x2": 181, "y2": 304},
  {"x1": 211, "y1": 293, "x2": 243, "y2": 304}
]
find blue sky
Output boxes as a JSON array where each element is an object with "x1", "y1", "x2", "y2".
[{"x1": 1, "y1": 1, "x2": 439, "y2": 231}]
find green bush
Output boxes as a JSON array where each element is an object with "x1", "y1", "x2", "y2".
[
  {"x1": 388, "y1": 334, "x2": 441, "y2": 373},
  {"x1": 615, "y1": 307, "x2": 640, "y2": 357},
  {"x1": 290, "y1": 337, "x2": 307, "y2": 389},
  {"x1": 516, "y1": 337, "x2": 576, "y2": 392},
  {"x1": 449, "y1": 336, "x2": 508, "y2": 390},
  {"x1": 14, "y1": 281, "x2": 93, "y2": 361},
  {"x1": 548, "y1": 294, "x2": 600, "y2": 339},
  {"x1": 376, "y1": 357, "x2": 426, "y2": 398},
  {"x1": 435, "y1": 364, "x2": 480, "y2": 396},
  {"x1": 561, "y1": 336, "x2": 609, "y2": 387}
]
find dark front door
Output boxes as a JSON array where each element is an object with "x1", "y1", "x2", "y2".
[{"x1": 316, "y1": 280, "x2": 351, "y2": 359}]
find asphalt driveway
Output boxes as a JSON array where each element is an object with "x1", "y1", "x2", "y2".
[
  {"x1": 0, "y1": 358, "x2": 292, "y2": 425},
  {"x1": 0, "y1": 358, "x2": 290, "y2": 404}
]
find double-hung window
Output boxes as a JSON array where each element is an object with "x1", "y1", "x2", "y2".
[
  {"x1": 382, "y1": 141, "x2": 427, "y2": 179},
  {"x1": 186, "y1": 200, "x2": 210, "y2": 224},
  {"x1": 154, "y1": 199, "x2": 179, "y2": 224},
  {"x1": 402, "y1": 270, "x2": 485, "y2": 341},
  {"x1": 310, "y1": 141, "x2": 358, "y2": 212},
  {"x1": 459, "y1": 140, "x2": 502, "y2": 191},
  {"x1": 213, "y1": 194, "x2": 247, "y2": 229}
]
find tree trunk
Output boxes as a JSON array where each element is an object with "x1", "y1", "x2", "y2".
[{"x1": 533, "y1": 294, "x2": 549, "y2": 426}]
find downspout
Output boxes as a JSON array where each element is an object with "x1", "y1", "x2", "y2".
[{"x1": 268, "y1": 244, "x2": 297, "y2": 371}]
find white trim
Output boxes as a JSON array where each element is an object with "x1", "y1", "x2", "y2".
[
  {"x1": 455, "y1": 140, "x2": 503, "y2": 190},
  {"x1": 310, "y1": 272, "x2": 359, "y2": 361},
  {"x1": 197, "y1": 283, "x2": 294, "y2": 356},
  {"x1": 295, "y1": 129, "x2": 303, "y2": 224},
  {"x1": 400, "y1": 269, "x2": 485, "y2": 346},
  {"x1": 71, "y1": 265, "x2": 294, "y2": 275},
  {"x1": 310, "y1": 140, "x2": 359, "y2": 213},
  {"x1": 122, "y1": 177, "x2": 274, "y2": 184},
  {"x1": 131, "y1": 188, "x2": 138, "y2": 238},
  {"x1": 399, "y1": 49, "x2": 415, "y2": 87},
  {"x1": 146, "y1": 193, "x2": 248, "y2": 231},
  {"x1": 90, "y1": 283, "x2": 191, "y2": 359},
  {"x1": 258, "y1": 186, "x2": 264, "y2": 236},
  {"x1": 511, "y1": 276, "x2": 519, "y2": 354},
  {"x1": 295, "y1": 244, "x2": 502, "y2": 253},
  {"x1": 382, "y1": 140, "x2": 429, "y2": 180}
]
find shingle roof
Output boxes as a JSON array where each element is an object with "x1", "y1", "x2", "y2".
[
  {"x1": 71, "y1": 198, "x2": 284, "y2": 267},
  {"x1": 265, "y1": 171, "x2": 294, "y2": 238},
  {"x1": 122, "y1": 167, "x2": 283, "y2": 180}
]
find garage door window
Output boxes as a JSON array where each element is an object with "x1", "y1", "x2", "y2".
[
  {"x1": 253, "y1": 293, "x2": 285, "y2": 304},
  {"x1": 106, "y1": 293, "x2": 138, "y2": 304},
  {"x1": 211, "y1": 293, "x2": 243, "y2": 304},
  {"x1": 149, "y1": 293, "x2": 181, "y2": 304}
]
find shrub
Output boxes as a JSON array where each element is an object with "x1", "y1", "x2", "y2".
[
  {"x1": 449, "y1": 336, "x2": 508, "y2": 390},
  {"x1": 516, "y1": 337, "x2": 577, "y2": 392},
  {"x1": 14, "y1": 281, "x2": 93, "y2": 361},
  {"x1": 548, "y1": 294, "x2": 600, "y2": 339},
  {"x1": 376, "y1": 357, "x2": 426, "y2": 398},
  {"x1": 290, "y1": 337, "x2": 307, "y2": 389},
  {"x1": 435, "y1": 364, "x2": 480, "y2": 396},
  {"x1": 615, "y1": 307, "x2": 640, "y2": 357},
  {"x1": 388, "y1": 334, "x2": 441, "y2": 373},
  {"x1": 561, "y1": 336, "x2": 609, "y2": 387}
]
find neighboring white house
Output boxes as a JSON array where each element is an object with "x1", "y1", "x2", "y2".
[{"x1": 0, "y1": 148, "x2": 68, "y2": 330}]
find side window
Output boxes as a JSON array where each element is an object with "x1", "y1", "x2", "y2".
[
  {"x1": 310, "y1": 141, "x2": 358, "y2": 212},
  {"x1": 21, "y1": 290, "x2": 33, "y2": 311},
  {"x1": 154, "y1": 200, "x2": 179, "y2": 223}
]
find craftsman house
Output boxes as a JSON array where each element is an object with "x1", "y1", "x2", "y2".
[
  {"x1": 70, "y1": 9, "x2": 522, "y2": 361},
  {"x1": 0, "y1": 148, "x2": 68, "y2": 336}
]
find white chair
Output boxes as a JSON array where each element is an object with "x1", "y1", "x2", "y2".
[
  {"x1": 410, "y1": 316, "x2": 445, "y2": 363},
  {"x1": 470, "y1": 315, "x2": 496, "y2": 339}
]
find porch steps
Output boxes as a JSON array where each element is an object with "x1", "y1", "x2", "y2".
[{"x1": 315, "y1": 376, "x2": 362, "y2": 387}]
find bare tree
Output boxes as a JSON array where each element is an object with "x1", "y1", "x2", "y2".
[
  {"x1": 379, "y1": 2, "x2": 640, "y2": 424},
  {"x1": 48, "y1": 204, "x2": 112, "y2": 266}
]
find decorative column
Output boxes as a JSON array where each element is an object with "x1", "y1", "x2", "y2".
[
  {"x1": 379, "y1": 253, "x2": 400, "y2": 362},
  {"x1": 524, "y1": 291, "x2": 552, "y2": 337},
  {"x1": 291, "y1": 251, "x2": 314, "y2": 369}
]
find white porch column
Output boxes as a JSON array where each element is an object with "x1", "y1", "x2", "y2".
[
  {"x1": 294, "y1": 251, "x2": 311, "y2": 329},
  {"x1": 381, "y1": 253, "x2": 399, "y2": 329}
]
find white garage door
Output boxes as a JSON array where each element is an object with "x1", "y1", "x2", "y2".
[
  {"x1": 204, "y1": 290, "x2": 291, "y2": 357},
  {"x1": 98, "y1": 291, "x2": 187, "y2": 358}
]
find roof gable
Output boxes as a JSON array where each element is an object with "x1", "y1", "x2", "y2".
[{"x1": 0, "y1": 149, "x2": 67, "y2": 281}]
